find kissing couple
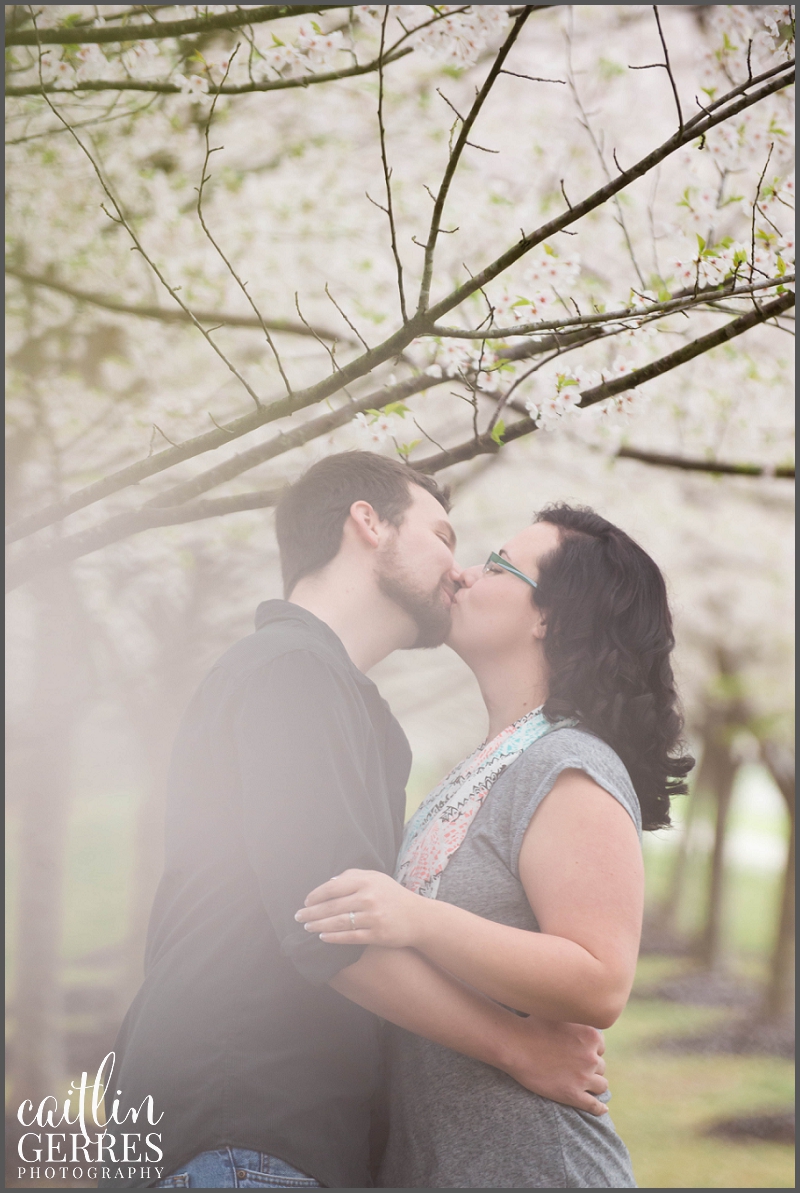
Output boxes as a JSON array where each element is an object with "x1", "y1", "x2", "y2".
[{"x1": 102, "y1": 450, "x2": 693, "y2": 1189}]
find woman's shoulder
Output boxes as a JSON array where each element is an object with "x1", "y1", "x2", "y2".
[
  {"x1": 522, "y1": 723, "x2": 629, "y2": 776},
  {"x1": 496, "y1": 724, "x2": 643, "y2": 851}
]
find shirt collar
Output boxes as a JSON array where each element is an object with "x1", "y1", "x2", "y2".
[{"x1": 253, "y1": 599, "x2": 377, "y2": 688}]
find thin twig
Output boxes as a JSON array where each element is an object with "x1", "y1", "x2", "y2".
[
  {"x1": 377, "y1": 8, "x2": 408, "y2": 323},
  {"x1": 195, "y1": 47, "x2": 292, "y2": 396},
  {"x1": 436, "y1": 87, "x2": 465, "y2": 122},
  {"x1": 5, "y1": 93, "x2": 160, "y2": 144},
  {"x1": 325, "y1": 285, "x2": 371, "y2": 351},
  {"x1": 486, "y1": 354, "x2": 559, "y2": 434},
  {"x1": 500, "y1": 69, "x2": 565, "y2": 84},
  {"x1": 465, "y1": 140, "x2": 499, "y2": 154},
  {"x1": 418, "y1": 7, "x2": 532, "y2": 312},
  {"x1": 295, "y1": 293, "x2": 344, "y2": 379},
  {"x1": 749, "y1": 143, "x2": 775, "y2": 285},
  {"x1": 652, "y1": 6, "x2": 683, "y2": 130},
  {"x1": 25, "y1": 6, "x2": 266, "y2": 411},
  {"x1": 565, "y1": 13, "x2": 647, "y2": 287}
]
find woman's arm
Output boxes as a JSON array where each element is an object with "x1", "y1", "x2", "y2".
[
  {"x1": 297, "y1": 769, "x2": 644, "y2": 1029},
  {"x1": 330, "y1": 946, "x2": 610, "y2": 1115}
]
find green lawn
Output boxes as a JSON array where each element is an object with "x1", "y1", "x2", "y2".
[{"x1": 606, "y1": 960, "x2": 794, "y2": 1189}]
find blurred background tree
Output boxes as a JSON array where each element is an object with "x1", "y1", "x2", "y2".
[{"x1": 5, "y1": 4, "x2": 795, "y2": 1187}]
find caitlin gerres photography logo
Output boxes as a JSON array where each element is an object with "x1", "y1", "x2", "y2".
[{"x1": 15, "y1": 1052, "x2": 164, "y2": 1185}]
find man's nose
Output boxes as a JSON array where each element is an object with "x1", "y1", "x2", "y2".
[{"x1": 448, "y1": 561, "x2": 466, "y2": 587}]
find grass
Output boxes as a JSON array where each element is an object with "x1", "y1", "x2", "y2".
[
  {"x1": 607, "y1": 959, "x2": 795, "y2": 1189},
  {"x1": 6, "y1": 786, "x2": 796, "y2": 1189}
]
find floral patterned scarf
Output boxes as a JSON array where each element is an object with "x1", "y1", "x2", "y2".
[{"x1": 395, "y1": 706, "x2": 574, "y2": 898}]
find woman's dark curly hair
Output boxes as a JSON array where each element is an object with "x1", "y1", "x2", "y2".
[{"x1": 533, "y1": 504, "x2": 694, "y2": 831}]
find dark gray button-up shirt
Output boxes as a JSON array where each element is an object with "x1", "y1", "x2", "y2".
[{"x1": 102, "y1": 601, "x2": 410, "y2": 1189}]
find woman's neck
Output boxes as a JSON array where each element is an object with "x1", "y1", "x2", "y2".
[{"x1": 470, "y1": 651, "x2": 550, "y2": 742}]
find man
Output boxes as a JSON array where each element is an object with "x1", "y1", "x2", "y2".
[{"x1": 102, "y1": 451, "x2": 606, "y2": 1189}]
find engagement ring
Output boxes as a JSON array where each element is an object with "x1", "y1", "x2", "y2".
[{"x1": 349, "y1": 911, "x2": 356, "y2": 929}]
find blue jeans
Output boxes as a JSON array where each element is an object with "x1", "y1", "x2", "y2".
[{"x1": 155, "y1": 1147, "x2": 322, "y2": 1188}]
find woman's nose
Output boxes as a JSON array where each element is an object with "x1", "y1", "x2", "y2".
[{"x1": 458, "y1": 565, "x2": 483, "y2": 588}]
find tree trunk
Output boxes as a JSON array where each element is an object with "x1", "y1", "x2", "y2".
[
  {"x1": 120, "y1": 704, "x2": 175, "y2": 1006},
  {"x1": 693, "y1": 725, "x2": 739, "y2": 970},
  {"x1": 9, "y1": 571, "x2": 89, "y2": 1109},
  {"x1": 652, "y1": 738, "x2": 710, "y2": 940},
  {"x1": 759, "y1": 742, "x2": 795, "y2": 1022}
]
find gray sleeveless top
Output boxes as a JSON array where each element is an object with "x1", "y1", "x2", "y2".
[{"x1": 378, "y1": 726, "x2": 640, "y2": 1189}]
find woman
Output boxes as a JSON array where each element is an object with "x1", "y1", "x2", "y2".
[{"x1": 296, "y1": 503, "x2": 693, "y2": 1189}]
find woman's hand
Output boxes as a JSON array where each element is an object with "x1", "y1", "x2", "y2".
[{"x1": 295, "y1": 869, "x2": 428, "y2": 948}]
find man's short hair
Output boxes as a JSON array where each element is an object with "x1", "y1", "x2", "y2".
[{"x1": 275, "y1": 450, "x2": 451, "y2": 597}]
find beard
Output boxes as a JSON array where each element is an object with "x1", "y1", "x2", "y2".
[{"x1": 376, "y1": 544, "x2": 453, "y2": 649}]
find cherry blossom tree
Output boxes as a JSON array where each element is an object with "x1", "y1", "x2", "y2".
[
  {"x1": 4, "y1": 2, "x2": 795, "y2": 1115},
  {"x1": 5, "y1": 4, "x2": 795, "y2": 589}
]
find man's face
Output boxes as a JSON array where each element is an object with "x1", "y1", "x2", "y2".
[{"x1": 375, "y1": 486, "x2": 460, "y2": 648}]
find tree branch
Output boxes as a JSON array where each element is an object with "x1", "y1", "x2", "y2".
[
  {"x1": 5, "y1": 6, "x2": 345, "y2": 46},
  {"x1": 6, "y1": 293, "x2": 793, "y2": 588},
  {"x1": 616, "y1": 446, "x2": 794, "y2": 478},
  {"x1": 5, "y1": 491, "x2": 286, "y2": 592},
  {"x1": 144, "y1": 373, "x2": 441, "y2": 508},
  {"x1": 5, "y1": 47, "x2": 414, "y2": 98},
  {"x1": 6, "y1": 63, "x2": 793, "y2": 545},
  {"x1": 5, "y1": 266, "x2": 353, "y2": 341},
  {"x1": 410, "y1": 291, "x2": 795, "y2": 473},
  {"x1": 417, "y1": 7, "x2": 531, "y2": 312},
  {"x1": 423, "y1": 61, "x2": 794, "y2": 323},
  {"x1": 430, "y1": 274, "x2": 794, "y2": 338}
]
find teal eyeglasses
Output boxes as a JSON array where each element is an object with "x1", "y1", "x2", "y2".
[{"x1": 483, "y1": 552, "x2": 538, "y2": 590}]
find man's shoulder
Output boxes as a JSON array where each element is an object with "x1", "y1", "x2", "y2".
[{"x1": 208, "y1": 601, "x2": 352, "y2": 692}]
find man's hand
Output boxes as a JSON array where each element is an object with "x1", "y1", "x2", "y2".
[
  {"x1": 504, "y1": 1017, "x2": 608, "y2": 1116},
  {"x1": 331, "y1": 946, "x2": 609, "y2": 1116}
]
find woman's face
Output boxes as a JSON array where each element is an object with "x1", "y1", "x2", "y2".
[{"x1": 447, "y1": 521, "x2": 563, "y2": 662}]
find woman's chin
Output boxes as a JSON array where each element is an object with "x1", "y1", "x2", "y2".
[{"x1": 444, "y1": 620, "x2": 469, "y2": 657}]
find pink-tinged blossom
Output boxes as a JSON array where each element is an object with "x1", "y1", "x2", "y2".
[
  {"x1": 295, "y1": 25, "x2": 345, "y2": 68},
  {"x1": 438, "y1": 341, "x2": 473, "y2": 377},
  {"x1": 524, "y1": 247, "x2": 581, "y2": 290},
  {"x1": 259, "y1": 45, "x2": 304, "y2": 78},
  {"x1": 75, "y1": 45, "x2": 112, "y2": 82},
  {"x1": 414, "y1": 5, "x2": 510, "y2": 67},
  {"x1": 121, "y1": 41, "x2": 164, "y2": 79},
  {"x1": 354, "y1": 411, "x2": 394, "y2": 446},
  {"x1": 176, "y1": 73, "x2": 210, "y2": 97},
  {"x1": 605, "y1": 356, "x2": 636, "y2": 379},
  {"x1": 777, "y1": 234, "x2": 795, "y2": 264},
  {"x1": 39, "y1": 49, "x2": 75, "y2": 85},
  {"x1": 355, "y1": 6, "x2": 384, "y2": 30}
]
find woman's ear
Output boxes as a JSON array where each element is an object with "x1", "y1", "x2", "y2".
[{"x1": 531, "y1": 609, "x2": 547, "y2": 641}]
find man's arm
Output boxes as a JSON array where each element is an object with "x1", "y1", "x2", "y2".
[{"x1": 330, "y1": 946, "x2": 609, "y2": 1116}]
